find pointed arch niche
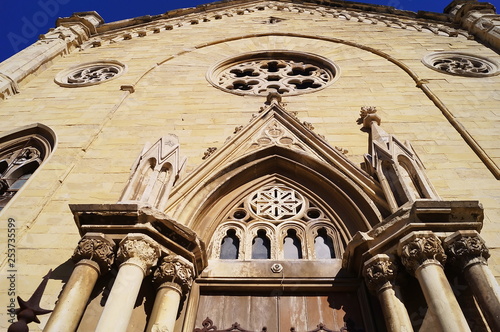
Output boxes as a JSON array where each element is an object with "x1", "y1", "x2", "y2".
[
  {"x1": 0, "y1": 124, "x2": 56, "y2": 211},
  {"x1": 209, "y1": 179, "x2": 344, "y2": 260},
  {"x1": 164, "y1": 101, "x2": 385, "y2": 332}
]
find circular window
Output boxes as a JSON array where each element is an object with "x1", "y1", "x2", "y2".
[
  {"x1": 55, "y1": 60, "x2": 126, "y2": 87},
  {"x1": 207, "y1": 51, "x2": 339, "y2": 96},
  {"x1": 422, "y1": 52, "x2": 499, "y2": 77}
]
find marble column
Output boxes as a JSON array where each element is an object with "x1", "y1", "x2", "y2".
[
  {"x1": 95, "y1": 234, "x2": 161, "y2": 332},
  {"x1": 444, "y1": 230, "x2": 500, "y2": 332},
  {"x1": 44, "y1": 233, "x2": 115, "y2": 332},
  {"x1": 146, "y1": 255, "x2": 195, "y2": 332},
  {"x1": 398, "y1": 231, "x2": 470, "y2": 332},
  {"x1": 363, "y1": 254, "x2": 413, "y2": 332}
]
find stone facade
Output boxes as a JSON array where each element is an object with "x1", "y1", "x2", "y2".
[{"x1": 0, "y1": 1, "x2": 499, "y2": 331}]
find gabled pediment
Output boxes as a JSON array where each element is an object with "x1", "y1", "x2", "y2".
[{"x1": 165, "y1": 95, "x2": 389, "y2": 228}]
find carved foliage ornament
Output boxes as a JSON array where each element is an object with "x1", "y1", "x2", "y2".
[
  {"x1": 422, "y1": 52, "x2": 499, "y2": 77},
  {"x1": 363, "y1": 255, "x2": 397, "y2": 293},
  {"x1": 208, "y1": 51, "x2": 339, "y2": 96},
  {"x1": 72, "y1": 236, "x2": 115, "y2": 273},
  {"x1": 117, "y1": 235, "x2": 160, "y2": 275},
  {"x1": 399, "y1": 233, "x2": 446, "y2": 275},
  {"x1": 446, "y1": 235, "x2": 490, "y2": 270},
  {"x1": 55, "y1": 60, "x2": 126, "y2": 87},
  {"x1": 153, "y1": 255, "x2": 194, "y2": 293}
]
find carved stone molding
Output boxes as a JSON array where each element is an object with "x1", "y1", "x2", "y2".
[
  {"x1": 444, "y1": 230, "x2": 490, "y2": 271},
  {"x1": 117, "y1": 234, "x2": 161, "y2": 275},
  {"x1": 153, "y1": 255, "x2": 195, "y2": 294},
  {"x1": 71, "y1": 233, "x2": 115, "y2": 274},
  {"x1": 398, "y1": 231, "x2": 446, "y2": 275},
  {"x1": 363, "y1": 254, "x2": 398, "y2": 294}
]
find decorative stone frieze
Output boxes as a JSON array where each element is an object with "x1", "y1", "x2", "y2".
[
  {"x1": 72, "y1": 233, "x2": 116, "y2": 274},
  {"x1": 444, "y1": 230, "x2": 490, "y2": 271},
  {"x1": 363, "y1": 254, "x2": 398, "y2": 294},
  {"x1": 398, "y1": 231, "x2": 446, "y2": 275},
  {"x1": 117, "y1": 234, "x2": 161, "y2": 275},
  {"x1": 153, "y1": 255, "x2": 195, "y2": 294}
]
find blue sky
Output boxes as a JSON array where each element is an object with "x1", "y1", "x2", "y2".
[{"x1": 0, "y1": 0, "x2": 462, "y2": 62}]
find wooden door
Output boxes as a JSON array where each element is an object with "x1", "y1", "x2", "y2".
[{"x1": 194, "y1": 291, "x2": 366, "y2": 332}]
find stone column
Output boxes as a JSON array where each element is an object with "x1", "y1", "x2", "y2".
[
  {"x1": 363, "y1": 254, "x2": 413, "y2": 332},
  {"x1": 95, "y1": 234, "x2": 161, "y2": 332},
  {"x1": 146, "y1": 255, "x2": 195, "y2": 332},
  {"x1": 44, "y1": 233, "x2": 115, "y2": 332},
  {"x1": 444, "y1": 230, "x2": 500, "y2": 332},
  {"x1": 398, "y1": 231, "x2": 471, "y2": 332}
]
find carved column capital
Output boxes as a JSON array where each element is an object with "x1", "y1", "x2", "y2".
[
  {"x1": 363, "y1": 254, "x2": 398, "y2": 294},
  {"x1": 398, "y1": 231, "x2": 446, "y2": 276},
  {"x1": 153, "y1": 255, "x2": 195, "y2": 295},
  {"x1": 72, "y1": 233, "x2": 115, "y2": 274},
  {"x1": 444, "y1": 230, "x2": 490, "y2": 271},
  {"x1": 117, "y1": 234, "x2": 161, "y2": 276}
]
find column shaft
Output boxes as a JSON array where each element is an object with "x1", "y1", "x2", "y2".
[
  {"x1": 95, "y1": 263, "x2": 144, "y2": 332},
  {"x1": 44, "y1": 233, "x2": 115, "y2": 332},
  {"x1": 95, "y1": 234, "x2": 160, "y2": 332},
  {"x1": 146, "y1": 285, "x2": 182, "y2": 332},
  {"x1": 378, "y1": 285, "x2": 413, "y2": 332},
  {"x1": 416, "y1": 262, "x2": 470, "y2": 332},
  {"x1": 464, "y1": 263, "x2": 500, "y2": 331},
  {"x1": 44, "y1": 261, "x2": 99, "y2": 332}
]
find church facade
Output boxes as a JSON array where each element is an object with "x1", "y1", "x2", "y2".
[{"x1": 0, "y1": 1, "x2": 499, "y2": 331}]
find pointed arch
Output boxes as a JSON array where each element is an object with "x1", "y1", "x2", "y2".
[
  {"x1": 168, "y1": 145, "x2": 383, "y2": 248},
  {"x1": 0, "y1": 123, "x2": 56, "y2": 211}
]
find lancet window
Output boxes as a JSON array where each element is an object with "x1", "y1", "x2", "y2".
[
  {"x1": 210, "y1": 183, "x2": 342, "y2": 260},
  {"x1": 0, "y1": 125, "x2": 55, "y2": 211}
]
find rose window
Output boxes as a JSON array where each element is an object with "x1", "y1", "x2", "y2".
[
  {"x1": 207, "y1": 51, "x2": 339, "y2": 96},
  {"x1": 422, "y1": 52, "x2": 498, "y2": 77},
  {"x1": 55, "y1": 60, "x2": 126, "y2": 87}
]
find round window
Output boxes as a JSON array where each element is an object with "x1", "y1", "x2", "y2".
[{"x1": 207, "y1": 50, "x2": 339, "y2": 96}]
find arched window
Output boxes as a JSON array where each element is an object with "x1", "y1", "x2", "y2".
[
  {"x1": 252, "y1": 229, "x2": 271, "y2": 259},
  {"x1": 220, "y1": 229, "x2": 240, "y2": 259},
  {"x1": 314, "y1": 228, "x2": 335, "y2": 259},
  {"x1": 283, "y1": 229, "x2": 302, "y2": 259},
  {"x1": 0, "y1": 124, "x2": 55, "y2": 211}
]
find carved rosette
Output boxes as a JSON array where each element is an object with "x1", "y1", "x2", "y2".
[
  {"x1": 117, "y1": 234, "x2": 161, "y2": 276},
  {"x1": 444, "y1": 231, "x2": 490, "y2": 271},
  {"x1": 398, "y1": 232, "x2": 446, "y2": 276},
  {"x1": 363, "y1": 254, "x2": 398, "y2": 294},
  {"x1": 72, "y1": 233, "x2": 115, "y2": 274},
  {"x1": 153, "y1": 255, "x2": 195, "y2": 294}
]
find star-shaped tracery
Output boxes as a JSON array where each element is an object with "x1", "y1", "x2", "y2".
[{"x1": 249, "y1": 185, "x2": 304, "y2": 221}]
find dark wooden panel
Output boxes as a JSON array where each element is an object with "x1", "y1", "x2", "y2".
[{"x1": 279, "y1": 295, "x2": 308, "y2": 332}]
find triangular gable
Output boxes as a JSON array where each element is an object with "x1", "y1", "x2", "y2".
[{"x1": 165, "y1": 94, "x2": 389, "y2": 227}]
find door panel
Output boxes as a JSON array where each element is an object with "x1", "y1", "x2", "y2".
[{"x1": 195, "y1": 292, "x2": 365, "y2": 331}]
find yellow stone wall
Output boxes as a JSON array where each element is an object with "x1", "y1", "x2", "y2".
[{"x1": 0, "y1": 3, "x2": 499, "y2": 330}]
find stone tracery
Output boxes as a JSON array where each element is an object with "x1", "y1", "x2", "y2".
[{"x1": 208, "y1": 51, "x2": 338, "y2": 96}]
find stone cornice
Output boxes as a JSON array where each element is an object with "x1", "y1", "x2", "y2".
[
  {"x1": 80, "y1": 1, "x2": 472, "y2": 53},
  {"x1": 69, "y1": 203, "x2": 207, "y2": 275},
  {"x1": 343, "y1": 200, "x2": 483, "y2": 276}
]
